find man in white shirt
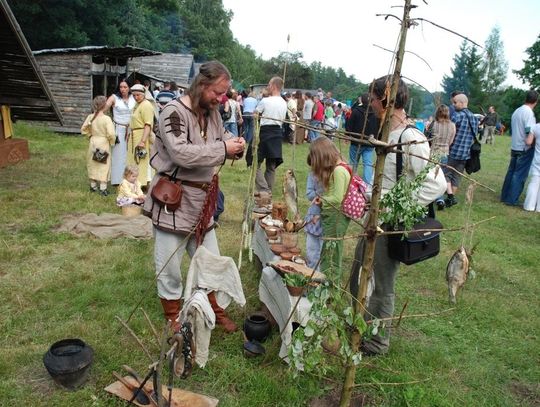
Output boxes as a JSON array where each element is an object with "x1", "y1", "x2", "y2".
[
  {"x1": 501, "y1": 90, "x2": 538, "y2": 205},
  {"x1": 254, "y1": 77, "x2": 287, "y2": 194}
]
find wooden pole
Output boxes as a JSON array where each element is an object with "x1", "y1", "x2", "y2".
[{"x1": 339, "y1": 1, "x2": 413, "y2": 405}]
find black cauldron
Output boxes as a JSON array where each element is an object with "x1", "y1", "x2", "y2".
[
  {"x1": 43, "y1": 338, "x2": 94, "y2": 390},
  {"x1": 243, "y1": 312, "x2": 271, "y2": 342}
]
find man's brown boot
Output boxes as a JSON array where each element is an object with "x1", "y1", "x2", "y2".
[
  {"x1": 207, "y1": 291, "x2": 237, "y2": 333},
  {"x1": 160, "y1": 298, "x2": 182, "y2": 332}
]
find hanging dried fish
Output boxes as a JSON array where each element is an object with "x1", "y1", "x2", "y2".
[
  {"x1": 283, "y1": 169, "x2": 300, "y2": 222},
  {"x1": 445, "y1": 246, "x2": 470, "y2": 304}
]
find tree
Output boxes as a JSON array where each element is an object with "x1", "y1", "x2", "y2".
[
  {"x1": 466, "y1": 45, "x2": 487, "y2": 111},
  {"x1": 482, "y1": 26, "x2": 508, "y2": 94},
  {"x1": 514, "y1": 34, "x2": 540, "y2": 89},
  {"x1": 442, "y1": 40, "x2": 469, "y2": 96},
  {"x1": 442, "y1": 41, "x2": 487, "y2": 112}
]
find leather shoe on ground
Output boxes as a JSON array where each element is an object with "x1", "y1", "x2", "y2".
[
  {"x1": 99, "y1": 189, "x2": 110, "y2": 197},
  {"x1": 436, "y1": 200, "x2": 445, "y2": 211},
  {"x1": 90, "y1": 186, "x2": 98, "y2": 192}
]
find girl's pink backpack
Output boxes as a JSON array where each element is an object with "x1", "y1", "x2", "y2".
[{"x1": 338, "y1": 164, "x2": 368, "y2": 220}]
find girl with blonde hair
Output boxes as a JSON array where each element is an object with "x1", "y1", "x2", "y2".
[
  {"x1": 81, "y1": 95, "x2": 115, "y2": 196},
  {"x1": 308, "y1": 136, "x2": 351, "y2": 278}
]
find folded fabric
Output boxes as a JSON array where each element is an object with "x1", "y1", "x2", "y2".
[
  {"x1": 183, "y1": 246, "x2": 246, "y2": 309},
  {"x1": 181, "y1": 290, "x2": 215, "y2": 368},
  {"x1": 54, "y1": 213, "x2": 153, "y2": 239}
]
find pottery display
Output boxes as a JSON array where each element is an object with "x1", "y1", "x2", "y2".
[
  {"x1": 43, "y1": 338, "x2": 94, "y2": 390},
  {"x1": 243, "y1": 313, "x2": 271, "y2": 342}
]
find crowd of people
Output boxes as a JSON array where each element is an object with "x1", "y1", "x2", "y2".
[{"x1": 79, "y1": 57, "x2": 539, "y2": 363}]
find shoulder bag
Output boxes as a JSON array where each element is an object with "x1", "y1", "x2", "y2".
[{"x1": 151, "y1": 168, "x2": 182, "y2": 213}]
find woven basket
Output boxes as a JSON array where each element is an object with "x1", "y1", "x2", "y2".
[{"x1": 121, "y1": 205, "x2": 142, "y2": 217}]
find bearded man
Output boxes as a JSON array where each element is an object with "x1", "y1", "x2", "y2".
[{"x1": 144, "y1": 61, "x2": 245, "y2": 333}]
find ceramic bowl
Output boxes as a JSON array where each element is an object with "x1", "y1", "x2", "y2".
[
  {"x1": 265, "y1": 227, "x2": 278, "y2": 238},
  {"x1": 270, "y1": 244, "x2": 285, "y2": 255}
]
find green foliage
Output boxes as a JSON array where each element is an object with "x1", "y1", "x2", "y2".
[
  {"x1": 482, "y1": 26, "x2": 508, "y2": 94},
  {"x1": 289, "y1": 281, "x2": 366, "y2": 374},
  {"x1": 379, "y1": 164, "x2": 431, "y2": 232},
  {"x1": 9, "y1": 0, "x2": 185, "y2": 52},
  {"x1": 514, "y1": 34, "x2": 540, "y2": 89},
  {"x1": 283, "y1": 272, "x2": 308, "y2": 287}
]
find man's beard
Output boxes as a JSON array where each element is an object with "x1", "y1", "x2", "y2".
[{"x1": 199, "y1": 97, "x2": 219, "y2": 111}]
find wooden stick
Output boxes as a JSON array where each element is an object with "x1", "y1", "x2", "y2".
[
  {"x1": 115, "y1": 316, "x2": 154, "y2": 362},
  {"x1": 140, "y1": 307, "x2": 161, "y2": 348},
  {"x1": 396, "y1": 300, "x2": 409, "y2": 328}
]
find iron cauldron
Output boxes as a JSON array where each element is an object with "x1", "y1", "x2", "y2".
[{"x1": 43, "y1": 338, "x2": 94, "y2": 390}]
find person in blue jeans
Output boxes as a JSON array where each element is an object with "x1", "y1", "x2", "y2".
[
  {"x1": 242, "y1": 90, "x2": 258, "y2": 144},
  {"x1": 501, "y1": 90, "x2": 538, "y2": 205},
  {"x1": 346, "y1": 93, "x2": 380, "y2": 185}
]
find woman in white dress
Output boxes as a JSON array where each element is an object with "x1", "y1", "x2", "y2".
[
  {"x1": 106, "y1": 79, "x2": 136, "y2": 185},
  {"x1": 524, "y1": 123, "x2": 540, "y2": 212}
]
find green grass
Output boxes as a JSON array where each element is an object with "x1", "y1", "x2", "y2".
[{"x1": 0, "y1": 123, "x2": 538, "y2": 406}]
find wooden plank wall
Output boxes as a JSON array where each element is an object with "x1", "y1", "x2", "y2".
[
  {"x1": 130, "y1": 53, "x2": 193, "y2": 85},
  {"x1": 35, "y1": 53, "x2": 92, "y2": 131}
]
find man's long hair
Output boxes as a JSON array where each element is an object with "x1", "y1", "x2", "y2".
[{"x1": 187, "y1": 61, "x2": 231, "y2": 112}]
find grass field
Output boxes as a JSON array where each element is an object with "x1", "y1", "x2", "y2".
[{"x1": 0, "y1": 123, "x2": 538, "y2": 406}]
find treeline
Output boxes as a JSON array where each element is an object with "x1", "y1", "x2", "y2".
[{"x1": 10, "y1": 1, "x2": 537, "y2": 123}]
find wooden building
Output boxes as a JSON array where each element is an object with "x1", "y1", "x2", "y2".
[
  {"x1": 0, "y1": 0, "x2": 62, "y2": 167},
  {"x1": 34, "y1": 46, "x2": 160, "y2": 133},
  {"x1": 130, "y1": 53, "x2": 195, "y2": 89}
]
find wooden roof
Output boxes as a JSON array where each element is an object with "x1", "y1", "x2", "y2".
[
  {"x1": 0, "y1": 0, "x2": 62, "y2": 123},
  {"x1": 33, "y1": 45, "x2": 160, "y2": 59},
  {"x1": 130, "y1": 53, "x2": 194, "y2": 86}
]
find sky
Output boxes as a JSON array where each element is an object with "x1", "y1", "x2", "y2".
[{"x1": 221, "y1": 0, "x2": 540, "y2": 92}]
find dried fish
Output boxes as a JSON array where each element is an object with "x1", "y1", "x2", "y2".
[
  {"x1": 446, "y1": 246, "x2": 470, "y2": 304},
  {"x1": 283, "y1": 169, "x2": 300, "y2": 222}
]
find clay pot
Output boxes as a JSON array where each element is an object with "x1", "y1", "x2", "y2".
[
  {"x1": 282, "y1": 232, "x2": 298, "y2": 249},
  {"x1": 280, "y1": 252, "x2": 293, "y2": 261},
  {"x1": 243, "y1": 313, "x2": 271, "y2": 342},
  {"x1": 286, "y1": 285, "x2": 305, "y2": 297},
  {"x1": 43, "y1": 339, "x2": 94, "y2": 390},
  {"x1": 271, "y1": 202, "x2": 287, "y2": 221}
]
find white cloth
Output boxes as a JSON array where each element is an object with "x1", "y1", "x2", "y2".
[
  {"x1": 259, "y1": 266, "x2": 312, "y2": 360},
  {"x1": 529, "y1": 123, "x2": 540, "y2": 176},
  {"x1": 256, "y1": 96, "x2": 287, "y2": 126},
  {"x1": 180, "y1": 290, "x2": 215, "y2": 368},
  {"x1": 524, "y1": 174, "x2": 540, "y2": 212},
  {"x1": 183, "y1": 246, "x2": 246, "y2": 309}
]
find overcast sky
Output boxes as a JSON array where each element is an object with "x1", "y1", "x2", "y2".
[{"x1": 222, "y1": 0, "x2": 539, "y2": 92}]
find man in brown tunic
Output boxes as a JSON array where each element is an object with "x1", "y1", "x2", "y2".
[{"x1": 144, "y1": 61, "x2": 245, "y2": 333}]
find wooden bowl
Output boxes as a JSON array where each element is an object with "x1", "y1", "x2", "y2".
[
  {"x1": 270, "y1": 244, "x2": 285, "y2": 255},
  {"x1": 280, "y1": 252, "x2": 293, "y2": 261}
]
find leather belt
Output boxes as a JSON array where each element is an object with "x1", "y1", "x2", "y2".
[{"x1": 181, "y1": 180, "x2": 209, "y2": 191}]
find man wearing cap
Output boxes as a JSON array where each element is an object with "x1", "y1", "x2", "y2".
[
  {"x1": 144, "y1": 61, "x2": 245, "y2": 333},
  {"x1": 156, "y1": 81, "x2": 177, "y2": 111},
  {"x1": 129, "y1": 84, "x2": 155, "y2": 185}
]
